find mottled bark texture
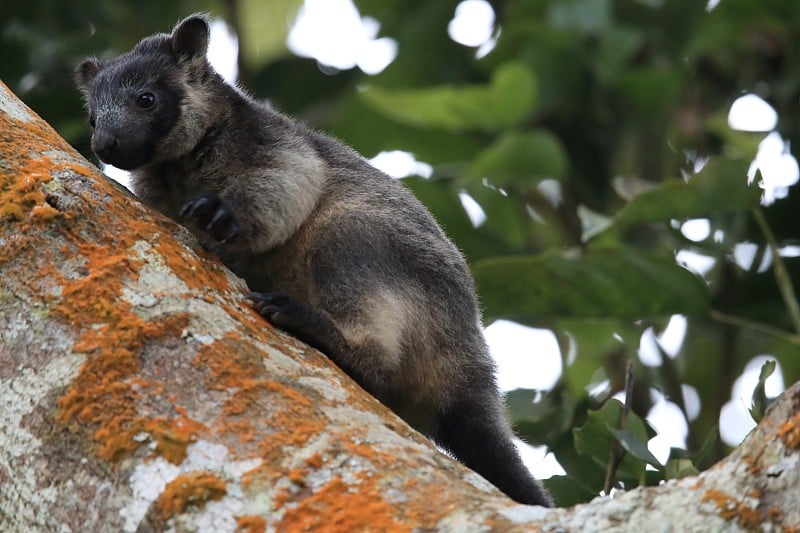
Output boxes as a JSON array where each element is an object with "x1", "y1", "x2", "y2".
[{"x1": 1, "y1": 82, "x2": 799, "y2": 532}]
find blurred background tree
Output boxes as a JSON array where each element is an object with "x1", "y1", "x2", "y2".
[{"x1": 3, "y1": 0, "x2": 798, "y2": 506}]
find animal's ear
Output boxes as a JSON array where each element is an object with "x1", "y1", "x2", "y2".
[
  {"x1": 74, "y1": 57, "x2": 101, "y2": 95},
  {"x1": 171, "y1": 13, "x2": 210, "y2": 60}
]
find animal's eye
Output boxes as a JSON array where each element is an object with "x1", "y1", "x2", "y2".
[
  {"x1": 136, "y1": 92, "x2": 156, "y2": 109},
  {"x1": 89, "y1": 115, "x2": 96, "y2": 129}
]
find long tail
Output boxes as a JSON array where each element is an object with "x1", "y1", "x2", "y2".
[{"x1": 433, "y1": 398, "x2": 553, "y2": 507}]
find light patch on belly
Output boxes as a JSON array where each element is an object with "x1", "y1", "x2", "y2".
[{"x1": 338, "y1": 287, "x2": 412, "y2": 369}]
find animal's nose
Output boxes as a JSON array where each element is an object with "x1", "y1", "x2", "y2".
[{"x1": 91, "y1": 130, "x2": 118, "y2": 162}]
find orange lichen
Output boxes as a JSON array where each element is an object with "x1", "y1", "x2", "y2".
[
  {"x1": 35, "y1": 171, "x2": 212, "y2": 466},
  {"x1": 0, "y1": 157, "x2": 52, "y2": 220},
  {"x1": 305, "y1": 453, "x2": 324, "y2": 469},
  {"x1": 155, "y1": 236, "x2": 238, "y2": 292},
  {"x1": 345, "y1": 441, "x2": 396, "y2": 468},
  {"x1": 142, "y1": 416, "x2": 209, "y2": 464},
  {"x1": 398, "y1": 475, "x2": 461, "y2": 528},
  {"x1": 741, "y1": 451, "x2": 761, "y2": 475},
  {"x1": 0, "y1": 93, "x2": 86, "y2": 234},
  {"x1": 265, "y1": 380, "x2": 313, "y2": 408},
  {"x1": 767, "y1": 507, "x2": 783, "y2": 522},
  {"x1": 194, "y1": 336, "x2": 265, "y2": 392},
  {"x1": 192, "y1": 337, "x2": 264, "y2": 449},
  {"x1": 63, "y1": 161, "x2": 96, "y2": 178},
  {"x1": 236, "y1": 515, "x2": 267, "y2": 533},
  {"x1": 288, "y1": 467, "x2": 308, "y2": 486},
  {"x1": 155, "y1": 471, "x2": 228, "y2": 523},
  {"x1": 193, "y1": 335, "x2": 328, "y2": 473},
  {"x1": 778, "y1": 412, "x2": 800, "y2": 449},
  {"x1": 701, "y1": 489, "x2": 762, "y2": 529},
  {"x1": 0, "y1": 88, "x2": 77, "y2": 159},
  {"x1": 263, "y1": 421, "x2": 327, "y2": 457},
  {"x1": 55, "y1": 293, "x2": 201, "y2": 462},
  {"x1": 272, "y1": 485, "x2": 293, "y2": 510},
  {"x1": 4, "y1": 90, "x2": 304, "y2": 474},
  {"x1": 3, "y1": 129, "x2": 241, "y2": 469},
  {"x1": 276, "y1": 475, "x2": 409, "y2": 533},
  {"x1": 0, "y1": 155, "x2": 62, "y2": 267}
]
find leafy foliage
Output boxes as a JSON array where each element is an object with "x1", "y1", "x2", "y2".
[
  {"x1": 4, "y1": 0, "x2": 800, "y2": 506},
  {"x1": 362, "y1": 61, "x2": 537, "y2": 131},
  {"x1": 749, "y1": 360, "x2": 777, "y2": 423},
  {"x1": 474, "y1": 248, "x2": 710, "y2": 320}
]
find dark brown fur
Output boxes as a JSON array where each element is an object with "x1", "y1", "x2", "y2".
[{"x1": 75, "y1": 14, "x2": 552, "y2": 507}]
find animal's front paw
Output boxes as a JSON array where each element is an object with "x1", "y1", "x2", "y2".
[
  {"x1": 180, "y1": 193, "x2": 240, "y2": 243},
  {"x1": 246, "y1": 292, "x2": 339, "y2": 356},
  {"x1": 246, "y1": 291, "x2": 313, "y2": 332}
]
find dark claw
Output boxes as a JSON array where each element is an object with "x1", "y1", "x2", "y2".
[
  {"x1": 179, "y1": 196, "x2": 206, "y2": 219},
  {"x1": 218, "y1": 226, "x2": 239, "y2": 244},
  {"x1": 247, "y1": 291, "x2": 290, "y2": 317},
  {"x1": 207, "y1": 207, "x2": 227, "y2": 230},
  {"x1": 180, "y1": 193, "x2": 240, "y2": 243},
  {"x1": 246, "y1": 292, "x2": 332, "y2": 355},
  {"x1": 246, "y1": 291, "x2": 305, "y2": 326}
]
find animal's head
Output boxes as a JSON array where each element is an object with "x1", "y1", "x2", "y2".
[{"x1": 76, "y1": 14, "x2": 218, "y2": 170}]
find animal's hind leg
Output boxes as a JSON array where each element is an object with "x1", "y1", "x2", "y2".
[{"x1": 247, "y1": 290, "x2": 402, "y2": 395}]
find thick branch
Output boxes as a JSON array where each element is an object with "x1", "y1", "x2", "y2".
[{"x1": 1, "y1": 82, "x2": 799, "y2": 532}]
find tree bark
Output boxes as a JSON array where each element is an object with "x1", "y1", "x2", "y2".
[{"x1": 1, "y1": 81, "x2": 798, "y2": 532}]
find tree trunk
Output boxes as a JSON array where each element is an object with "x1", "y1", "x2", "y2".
[{"x1": 1, "y1": 82, "x2": 798, "y2": 532}]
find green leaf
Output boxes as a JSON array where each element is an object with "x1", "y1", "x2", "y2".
[
  {"x1": 665, "y1": 458, "x2": 699, "y2": 480},
  {"x1": 462, "y1": 183, "x2": 530, "y2": 252},
  {"x1": 506, "y1": 388, "x2": 576, "y2": 444},
  {"x1": 616, "y1": 67, "x2": 682, "y2": 122},
  {"x1": 464, "y1": 130, "x2": 569, "y2": 187},
  {"x1": 403, "y1": 177, "x2": 537, "y2": 261},
  {"x1": 325, "y1": 95, "x2": 485, "y2": 166},
  {"x1": 595, "y1": 26, "x2": 645, "y2": 83},
  {"x1": 555, "y1": 320, "x2": 639, "y2": 399},
  {"x1": 578, "y1": 204, "x2": 613, "y2": 242},
  {"x1": 692, "y1": 424, "x2": 720, "y2": 467},
  {"x1": 600, "y1": 157, "x2": 760, "y2": 236},
  {"x1": 606, "y1": 426, "x2": 663, "y2": 469},
  {"x1": 238, "y1": 0, "x2": 302, "y2": 67},
  {"x1": 402, "y1": 177, "x2": 511, "y2": 261},
  {"x1": 473, "y1": 247, "x2": 710, "y2": 321},
  {"x1": 571, "y1": 403, "x2": 606, "y2": 456},
  {"x1": 706, "y1": 113, "x2": 764, "y2": 159},
  {"x1": 550, "y1": 425, "x2": 608, "y2": 493},
  {"x1": 542, "y1": 475, "x2": 598, "y2": 507},
  {"x1": 665, "y1": 424, "x2": 719, "y2": 476},
  {"x1": 572, "y1": 400, "x2": 649, "y2": 483},
  {"x1": 572, "y1": 402, "x2": 620, "y2": 464},
  {"x1": 505, "y1": 389, "x2": 546, "y2": 425},
  {"x1": 361, "y1": 61, "x2": 537, "y2": 131},
  {"x1": 749, "y1": 360, "x2": 776, "y2": 423},
  {"x1": 547, "y1": 0, "x2": 612, "y2": 35}
]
